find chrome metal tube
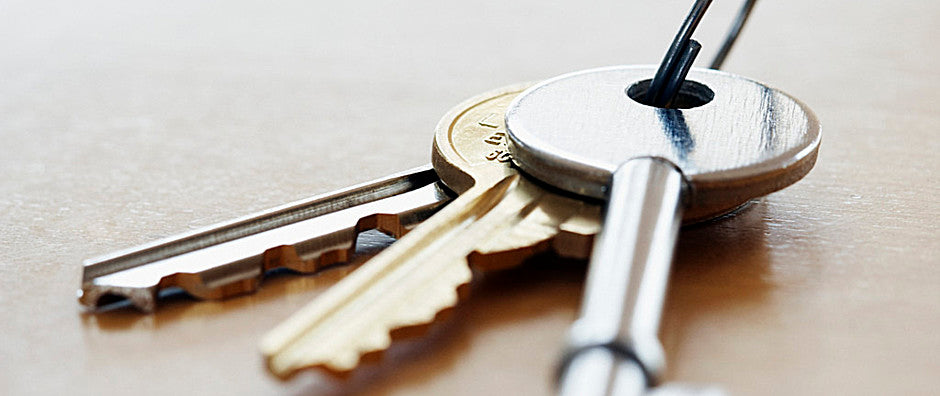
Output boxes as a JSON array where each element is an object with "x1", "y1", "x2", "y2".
[{"x1": 558, "y1": 157, "x2": 684, "y2": 396}]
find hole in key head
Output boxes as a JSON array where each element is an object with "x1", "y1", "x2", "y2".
[{"x1": 626, "y1": 79, "x2": 714, "y2": 109}]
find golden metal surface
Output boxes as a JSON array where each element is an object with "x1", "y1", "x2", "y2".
[{"x1": 260, "y1": 85, "x2": 602, "y2": 377}]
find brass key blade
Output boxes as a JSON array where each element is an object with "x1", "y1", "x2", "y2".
[
  {"x1": 262, "y1": 175, "x2": 530, "y2": 375},
  {"x1": 261, "y1": 83, "x2": 604, "y2": 378},
  {"x1": 469, "y1": 190, "x2": 601, "y2": 271}
]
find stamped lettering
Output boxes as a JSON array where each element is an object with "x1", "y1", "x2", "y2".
[
  {"x1": 484, "y1": 131, "x2": 506, "y2": 145},
  {"x1": 485, "y1": 149, "x2": 512, "y2": 163},
  {"x1": 477, "y1": 113, "x2": 500, "y2": 129}
]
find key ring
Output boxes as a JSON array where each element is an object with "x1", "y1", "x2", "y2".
[{"x1": 646, "y1": 0, "x2": 759, "y2": 108}]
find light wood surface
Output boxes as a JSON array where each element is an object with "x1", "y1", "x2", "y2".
[{"x1": 1, "y1": 1, "x2": 937, "y2": 395}]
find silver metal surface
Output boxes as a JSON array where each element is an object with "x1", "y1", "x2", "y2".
[
  {"x1": 506, "y1": 65, "x2": 820, "y2": 203},
  {"x1": 557, "y1": 159, "x2": 683, "y2": 396},
  {"x1": 506, "y1": 66, "x2": 820, "y2": 395},
  {"x1": 79, "y1": 165, "x2": 452, "y2": 312}
]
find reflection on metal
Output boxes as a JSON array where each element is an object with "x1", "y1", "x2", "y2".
[
  {"x1": 79, "y1": 166, "x2": 453, "y2": 312},
  {"x1": 506, "y1": 65, "x2": 819, "y2": 395},
  {"x1": 656, "y1": 108, "x2": 695, "y2": 162}
]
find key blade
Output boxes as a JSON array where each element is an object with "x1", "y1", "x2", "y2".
[
  {"x1": 79, "y1": 165, "x2": 452, "y2": 312},
  {"x1": 260, "y1": 176, "x2": 590, "y2": 378},
  {"x1": 469, "y1": 191, "x2": 601, "y2": 270},
  {"x1": 256, "y1": 83, "x2": 605, "y2": 378},
  {"x1": 260, "y1": 176, "x2": 519, "y2": 376}
]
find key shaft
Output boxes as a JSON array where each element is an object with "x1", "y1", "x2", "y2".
[
  {"x1": 559, "y1": 158, "x2": 684, "y2": 395},
  {"x1": 80, "y1": 165, "x2": 452, "y2": 312}
]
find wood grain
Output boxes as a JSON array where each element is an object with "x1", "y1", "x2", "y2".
[{"x1": 0, "y1": 1, "x2": 936, "y2": 395}]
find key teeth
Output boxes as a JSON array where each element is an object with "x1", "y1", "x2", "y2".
[
  {"x1": 266, "y1": 354, "x2": 359, "y2": 381},
  {"x1": 264, "y1": 177, "x2": 529, "y2": 379},
  {"x1": 362, "y1": 331, "x2": 393, "y2": 355},
  {"x1": 78, "y1": 285, "x2": 157, "y2": 313},
  {"x1": 79, "y1": 271, "x2": 238, "y2": 313},
  {"x1": 265, "y1": 275, "x2": 470, "y2": 380},
  {"x1": 78, "y1": 175, "x2": 447, "y2": 313}
]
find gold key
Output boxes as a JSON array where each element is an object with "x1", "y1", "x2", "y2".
[{"x1": 260, "y1": 83, "x2": 602, "y2": 377}]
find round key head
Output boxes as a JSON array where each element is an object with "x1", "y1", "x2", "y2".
[
  {"x1": 431, "y1": 83, "x2": 532, "y2": 194},
  {"x1": 506, "y1": 65, "x2": 821, "y2": 221}
]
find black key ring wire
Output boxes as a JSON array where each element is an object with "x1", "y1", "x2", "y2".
[{"x1": 646, "y1": 0, "x2": 758, "y2": 108}]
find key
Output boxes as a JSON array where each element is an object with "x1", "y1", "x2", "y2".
[
  {"x1": 504, "y1": 65, "x2": 820, "y2": 395},
  {"x1": 79, "y1": 165, "x2": 453, "y2": 312},
  {"x1": 260, "y1": 83, "x2": 602, "y2": 377}
]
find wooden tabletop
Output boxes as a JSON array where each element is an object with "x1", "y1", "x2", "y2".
[{"x1": 1, "y1": 1, "x2": 937, "y2": 394}]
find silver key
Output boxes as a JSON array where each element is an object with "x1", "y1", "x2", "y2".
[
  {"x1": 79, "y1": 165, "x2": 453, "y2": 312},
  {"x1": 506, "y1": 66, "x2": 820, "y2": 395}
]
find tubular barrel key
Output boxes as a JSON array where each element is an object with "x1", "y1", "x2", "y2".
[{"x1": 506, "y1": 66, "x2": 820, "y2": 395}]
